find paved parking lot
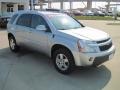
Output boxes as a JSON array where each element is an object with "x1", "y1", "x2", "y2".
[{"x1": 0, "y1": 20, "x2": 120, "y2": 90}]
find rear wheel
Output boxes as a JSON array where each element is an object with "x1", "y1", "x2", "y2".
[
  {"x1": 8, "y1": 36, "x2": 19, "y2": 52},
  {"x1": 53, "y1": 48, "x2": 75, "y2": 74}
]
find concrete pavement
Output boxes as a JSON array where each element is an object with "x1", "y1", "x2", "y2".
[{"x1": 0, "y1": 20, "x2": 120, "y2": 90}]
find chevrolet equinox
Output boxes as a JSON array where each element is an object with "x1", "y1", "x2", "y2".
[{"x1": 7, "y1": 11, "x2": 115, "y2": 74}]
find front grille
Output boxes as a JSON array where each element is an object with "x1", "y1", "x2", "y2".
[
  {"x1": 96, "y1": 38, "x2": 112, "y2": 51},
  {"x1": 99, "y1": 42, "x2": 112, "y2": 51},
  {"x1": 97, "y1": 38, "x2": 110, "y2": 44}
]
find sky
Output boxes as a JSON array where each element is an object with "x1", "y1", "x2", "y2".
[{"x1": 42, "y1": 2, "x2": 120, "y2": 11}]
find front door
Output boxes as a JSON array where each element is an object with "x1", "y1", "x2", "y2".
[{"x1": 29, "y1": 14, "x2": 52, "y2": 54}]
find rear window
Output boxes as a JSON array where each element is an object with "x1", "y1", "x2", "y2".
[
  {"x1": 9, "y1": 14, "x2": 18, "y2": 24},
  {"x1": 16, "y1": 14, "x2": 32, "y2": 27}
]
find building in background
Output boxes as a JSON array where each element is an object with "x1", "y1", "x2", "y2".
[{"x1": 0, "y1": 0, "x2": 29, "y2": 17}]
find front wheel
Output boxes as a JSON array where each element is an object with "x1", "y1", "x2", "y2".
[
  {"x1": 8, "y1": 36, "x2": 19, "y2": 52},
  {"x1": 53, "y1": 48, "x2": 75, "y2": 74}
]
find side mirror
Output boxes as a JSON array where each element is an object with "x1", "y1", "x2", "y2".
[{"x1": 36, "y1": 25, "x2": 47, "y2": 31}]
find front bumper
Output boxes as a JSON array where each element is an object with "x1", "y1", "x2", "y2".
[{"x1": 78, "y1": 45, "x2": 115, "y2": 66}]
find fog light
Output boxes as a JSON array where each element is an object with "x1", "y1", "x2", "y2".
[{"x1": 89, "y1": 57, "x2": 94, "y2": 61}]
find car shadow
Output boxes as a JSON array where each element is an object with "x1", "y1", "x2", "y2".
[
  {"x1": 0, "y1": 47, "x2": 111, "y2": 90},
  {"x1": 0, "y1": 28, "x2": 6, "y2": 31},
  {"x1": 67, "y1": 65, "x2": 111, "y2": 90}
]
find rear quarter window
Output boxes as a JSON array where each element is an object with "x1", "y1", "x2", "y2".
[{"x1": 9, "y1": 14, "x2": 18, "y2": 24}]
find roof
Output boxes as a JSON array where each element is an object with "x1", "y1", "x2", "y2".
[{"x1": 14, "y1": 10, "x2": 64, "y2": 16}]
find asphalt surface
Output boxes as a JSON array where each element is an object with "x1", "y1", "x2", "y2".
[{"x1": 0, "y1": 20, "x2": 120, "y2": 90}]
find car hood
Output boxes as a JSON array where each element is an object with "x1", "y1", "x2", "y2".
[{"x1": 59, "y1": 27, "x2": 109, "y2": 41}]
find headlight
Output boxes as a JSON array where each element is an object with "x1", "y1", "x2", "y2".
[{"x1": 77, "y1": 39, "x2": 99, "y2": 53}]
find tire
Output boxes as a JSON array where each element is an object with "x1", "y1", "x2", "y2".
[
  {"x1": 8, "y1": 36, "x2": 19, "y2": 52},
  {"x1": 53, "y1": 48, "x2": 75, "y2": 74}
]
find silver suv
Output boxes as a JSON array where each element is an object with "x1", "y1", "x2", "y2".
[{"x1": 7, "y1": 11, "x2": 115, "y2": 74}]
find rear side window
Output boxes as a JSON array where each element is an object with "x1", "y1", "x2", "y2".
[
  {"x1": 16, "y1": 14, "x2": 32, "y2": 27},
  {"x1": 9, "y1": 14, "x2": 18, "y2": 24}
]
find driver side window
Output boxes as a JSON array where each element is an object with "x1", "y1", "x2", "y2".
[{"x1": 31, "y1": 14, "x2": 48, "y2": 29}]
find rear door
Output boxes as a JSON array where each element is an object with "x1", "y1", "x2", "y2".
[{"x1": 15, "y1": 14, "x2": 32, "y2": 45}]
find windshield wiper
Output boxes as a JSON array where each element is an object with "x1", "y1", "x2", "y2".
[
  {"x1": 72, "y1": 27, "x2": 80, "y2": 29},
  {"x1": 59, "y1": 28, "x2": 66, "y2": 30}
]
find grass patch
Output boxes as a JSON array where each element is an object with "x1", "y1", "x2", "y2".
[{"x1": 75, "y1": 16, "x2": 114, "y2": 20}]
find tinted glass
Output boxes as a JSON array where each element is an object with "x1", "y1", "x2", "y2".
[
  {"x1": 49, "y1": 15, "x2": 83, "y2": 30},
  {"x1": 9, "y1": 14, "x2": 18, "y2": 24},
  {"x1": 16, "y1": 14, "x2": 32, "y2": 27},
  {"x1": 31, "y1": 14, "x2": 47, "y2": 29}
]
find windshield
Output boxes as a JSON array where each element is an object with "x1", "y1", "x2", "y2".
[{"x1": 49, "y1": 15, "x2": 83, "y2": 30}]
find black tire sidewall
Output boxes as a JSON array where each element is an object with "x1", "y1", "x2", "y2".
[
  {"x1": 53, "y1": 48, "x2": 75, "y2": 74},
  {"x1": 8, "y1": 36, "x2": 18, "y2": 52}
]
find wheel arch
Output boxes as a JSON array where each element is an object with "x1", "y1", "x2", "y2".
[
  {"x1": 51, "y1": 44, "x2": 74, "y2": 60},
  {"x1": 8, "y1": 33, "x2": 14, "y2": 38}
]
